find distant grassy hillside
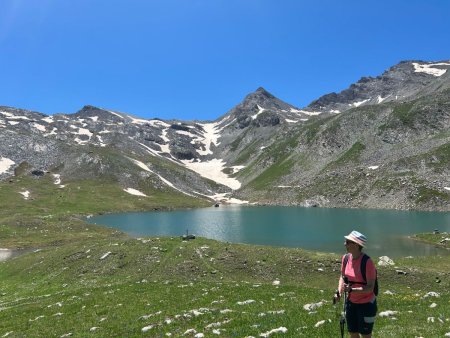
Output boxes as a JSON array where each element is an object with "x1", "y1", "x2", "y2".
[
  {"x1": 0, "y1": 174, "x2": 209, "y2": 248},
  {"x1": 0, "y1": 174, "x2": 449, "y2": 337}
]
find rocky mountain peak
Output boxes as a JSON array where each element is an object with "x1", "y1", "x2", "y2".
[
  {"x1": 307, "y1": 59, "x2": 450, "y2": 114},
  {"x1": 76, "y1": 105, "x2": 110, "y2": 115},
  {"x1": 240, "y1": 87, "x2": 278, "y2": 109},
  {"x1": 230, "y1": 87, "x2": 298, "y2": 116},
  {"x1": 72, "y1": 105, "x2": 124, "y2": 121}
]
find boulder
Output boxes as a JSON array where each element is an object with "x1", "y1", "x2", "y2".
[{"x1": 378, "y1": 256, "x2": 395, "y2": 266}]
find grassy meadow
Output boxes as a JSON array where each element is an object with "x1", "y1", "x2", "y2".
[{"x1": 1, "y1": 175, "x2": 450, "y2": 337}]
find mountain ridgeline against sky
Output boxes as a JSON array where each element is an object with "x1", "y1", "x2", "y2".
[{"x1": 1, "y1": 60, "x2": 450, "y2": 211}]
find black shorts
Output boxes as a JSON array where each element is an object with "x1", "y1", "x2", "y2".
[{"x1": 346, "y1": 299, "x2": 377, "y2": 335}]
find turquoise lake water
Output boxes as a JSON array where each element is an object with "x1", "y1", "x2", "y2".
[{"x1": 87, "y1": 205, "x2": 450, "y2": 257}]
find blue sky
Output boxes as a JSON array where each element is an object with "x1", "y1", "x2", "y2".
[{"x1": 1, "y1": 0, "x2": 450, "y2": 121}]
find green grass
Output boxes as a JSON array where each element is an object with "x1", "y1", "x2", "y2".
[
  {"x1": 1, "y1": 172, "x2": 450, "y2": 337},
  {"x1": 413, "y1": 231, "x2": 450, "y2": 249},
  {"x1": 391, "y1": 102, "x2": 416, "y2": 127},
  {"x1": 248, "y1": 158, "x2": 295, "y2": 190},
  {"x1": 416, "y1": 186, "x2": 450, "y2": 204},
  {"x1": 1, "y1": 237, "x2": 449, "y2": 337},
  {"x1": 301, "y1": 115, "x2": 335, "y2": 145},
  {"x1": 234, "y1": 139, "x2": 261, "y2": 165},
  {"x1": 324, "y1": 141, "x2": 366, "y2": 171},
  {"x1": 237, "y1": 131, "x2": 300, "y2": 187},
  {"x1": 0, "y1": 174, "x2": 208, "y2": 248},
  {"x1": 391, "y1": 141, "x2": 450, "y2": 174}
]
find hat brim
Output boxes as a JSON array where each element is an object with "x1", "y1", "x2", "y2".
[{"x1": 344, "y1": 235, "x2": 365, "y2": 247}]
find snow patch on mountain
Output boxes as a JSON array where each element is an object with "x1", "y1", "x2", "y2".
[
  {"x1": 147, "y1": 119, "x2": 171, "y2": 128},
  {"x1": 124, "y1": 188, "x2": 147, "y2": 197},
  {"x1": 377, "y1": 95, "x2": 389, "y2": 103},
  {"x1": 108, "y1": 110, "x2": 124, "y2": 119},
  {"x1": 130, "y1": 158, "x2": 152, "y2": 172},
  {"x1": 290, "y1": 108, "x2": 322, "y2": 116},
  {"x1": 214, "y1": 195, "x2": 248, "y2": 204},
  {"x1": 128, "y1": 157, "x2": 195, "y2": 197},
  {"x1": 195, "y1": 122, "x2": 221, "y2": 156},
  {"x1": 19, "y1": 190, "x2": 30, "y2": 199},
  {"x1": 53, "y1": 174, "x2": 65, "y2": 188},
  {"x1": 70, "y1": 126, "x2": 93, "y2": 144},
  {"x1": 1, "y1": 111, "x2": 29, "y2": 120},
  {"x1": 230, "y1": 166, "x2": 245, "y2": 174},
  {"x1": 41, "y1": 116, "x2": 54, "y2": 123},
  {"x1": 32, "y1": 123, "x2": 46, "y2": 132},
  {"x1": 412, "y1": 62, "x2": 450, "y2": 77},
  {"x1": 0, "y1": 157, "x2": 15, "y2": 175},
  {"x1": 44, "y1": 128, "x2": 58, "y2": 137},
  {"x1": 94, "y1": 135, "x2": 104, "y2": 147},
  {"x1": 129, "y1": 116, "x2": 150, "y2": 125},
  {"x1": 251, "y1": 105, "x2": 265, "y2": 120},
  {"x1": 352, "y1": 99, "x2": 370, "y2": 107},
  {"x1": 182, "y1": 158, "x2": 241, "y2": 190}
]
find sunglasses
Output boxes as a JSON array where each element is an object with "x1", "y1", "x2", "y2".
[{"x1": 345, "y1": 240, "x2": 356, "y2": 245}]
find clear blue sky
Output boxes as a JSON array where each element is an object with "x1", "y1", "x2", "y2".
[{"x1": 1, "y1": 0, "x2": 450, "y2": 120}]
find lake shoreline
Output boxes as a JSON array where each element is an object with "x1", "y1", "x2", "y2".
[{"x1": 87, "y1": 205, "x2": 450, "y2": 258}]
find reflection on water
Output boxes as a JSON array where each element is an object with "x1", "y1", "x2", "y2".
[{"x1": 88, "y1": 206, "x2": 450, "y2": 258}]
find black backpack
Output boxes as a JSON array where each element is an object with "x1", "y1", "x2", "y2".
[{"x1": 343, "y1": 253, "x2": 378, "y2": 296}]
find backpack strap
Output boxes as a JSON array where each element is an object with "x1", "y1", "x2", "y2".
[
  {"x1": 360, "y1": 254, "x2": 369, "y2": 285},
  {"x1": 342, "y1": 253, "x2": 350, "y2": 279}
]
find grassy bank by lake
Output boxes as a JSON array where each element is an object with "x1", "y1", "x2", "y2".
[
  {"x1": 1, "y1": 234, "x2": 450, "y2": 337},
  {"x1": 1, "y1": 177, "x2": 450, "y2": 336}
]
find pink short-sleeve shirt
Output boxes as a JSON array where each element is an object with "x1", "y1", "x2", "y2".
[{"x1": 341, "y1": 253, "x2": 376, "y2": 304}]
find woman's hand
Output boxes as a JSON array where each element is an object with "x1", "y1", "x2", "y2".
[{"x1": 343, "y1": 283, "x2": 352, "y2": 293}]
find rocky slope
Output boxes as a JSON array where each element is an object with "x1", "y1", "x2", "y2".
[{"x1": 1, "y1": 60, "x2": 450, "y2": 211}]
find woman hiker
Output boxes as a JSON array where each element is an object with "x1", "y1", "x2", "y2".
[{"x1": 334, "y1": 230, "x2": 378, "y2": 338}]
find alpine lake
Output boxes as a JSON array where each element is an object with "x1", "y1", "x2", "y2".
[{"x1": 87, "y1": 205, "x2": 450, "y2": 258}]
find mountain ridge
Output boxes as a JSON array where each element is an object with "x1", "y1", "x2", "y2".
[{"x1": 1, "y1": 59, "x2": 450, "y2": 211}]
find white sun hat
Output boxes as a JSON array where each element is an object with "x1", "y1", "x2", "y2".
[{"x1": 344, "y1": 230, "x2": 367, "y2": 247}]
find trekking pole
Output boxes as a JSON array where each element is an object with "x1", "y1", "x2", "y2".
[{"x1": 340, "y1": 277, "x2": 349, "y2": 338}]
